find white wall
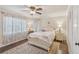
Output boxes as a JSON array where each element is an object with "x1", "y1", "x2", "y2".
[{"x1": 40, "y1": 16, "x2": 67, "y2": 32}]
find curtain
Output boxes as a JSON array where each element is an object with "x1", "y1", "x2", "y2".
[{"x1": 2, "y1": 15, "x2": 27, "y2": 45}]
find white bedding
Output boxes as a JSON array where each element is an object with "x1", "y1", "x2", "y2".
[{"x1": 28, "y1": 31, "x2": 55, "y2": 50}]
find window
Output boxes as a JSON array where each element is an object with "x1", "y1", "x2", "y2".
[
  {"x1": 13, "y1": 17, "x2": 22, "y2": 33},
  {"x1": 3, "y1": 16, "x2": 27, "y2": 35},
  {"x1": 3, "y1": 16, "x2": 13, "y2": 35},
  {"x1": 21, "y1": 19, "x2": 27, "y2": 32}
]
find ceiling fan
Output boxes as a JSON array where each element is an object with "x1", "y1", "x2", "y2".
[{"x1": 21, "y1": 5, "x2": 43, "y2": 15}]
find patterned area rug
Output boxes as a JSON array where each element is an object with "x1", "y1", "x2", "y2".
[{"x1": 2, "y1": 42, "x2": 48, "y2": 54}]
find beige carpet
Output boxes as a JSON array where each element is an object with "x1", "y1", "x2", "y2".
[{"x1": 2, "y1": 42, "x2": 48, "y2": 54}]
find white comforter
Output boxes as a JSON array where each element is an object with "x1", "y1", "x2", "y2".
[
  {"x1": 28, "y1": 31, "x2": 55, "y2": 50},
  {"x1": 29, "y1": 31, "x2": 55, "y2": 44}
]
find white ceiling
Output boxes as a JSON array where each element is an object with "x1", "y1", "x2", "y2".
[{"x1": 0, "y1": 5, "x2": 68, "y2": 18}]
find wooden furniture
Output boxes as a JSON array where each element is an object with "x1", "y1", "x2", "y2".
[{"x1": 27, "y1": 30, "x2": 34, "y2": 34}]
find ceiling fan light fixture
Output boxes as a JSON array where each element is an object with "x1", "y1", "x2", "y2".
[
  {"x1": 30, "y1": 10, "x2": 36, "y2": 15},
  {"x1": 24, "y1": 5, "x2": 43, "y2": 15}
]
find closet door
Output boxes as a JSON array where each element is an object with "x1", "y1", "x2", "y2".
[
  {"x1": 72, "y1": 6, "x2": 79, "y2": 53},
  {"x1": 76, "y1": 6, "x2": 79, "y2": 53},
  {"x1": 68, "y1": 6, "x2": 79, "y2": 54},
  {"x1": 0, "y1": 12, "x2": 3, "y2": 45}
]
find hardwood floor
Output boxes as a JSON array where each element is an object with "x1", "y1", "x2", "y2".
[
  {"x1": 48, "y1": 30, "x2": 69, "y2": 54},
  {"x1": 48, "y1": 40, "x2": 69, "y2": 54}
]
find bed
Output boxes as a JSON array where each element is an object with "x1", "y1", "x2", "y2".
[{"x1": 28, "y1": 31, "x2": 55, "y2": 50}]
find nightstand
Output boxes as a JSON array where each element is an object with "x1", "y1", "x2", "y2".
[{"x1": 27, "y1": 30, "x2": 34, "y2": 34}]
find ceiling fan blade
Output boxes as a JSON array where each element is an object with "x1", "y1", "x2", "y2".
[
  {"x1": 20, "y1": 9, "x2": 29, "y2": 11},
  {"x1": 36, "y1": 11, "x2": 42, "y2": 15},
  {"x1": 30, "y1": 6, "x2": 36, "y2": 11},
  {"x1": 23, "y1": 5, "x2": 35, "y2": 11},
  {"x1": 36, "y1": 8, "x2": 42, "y2": 11}
]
